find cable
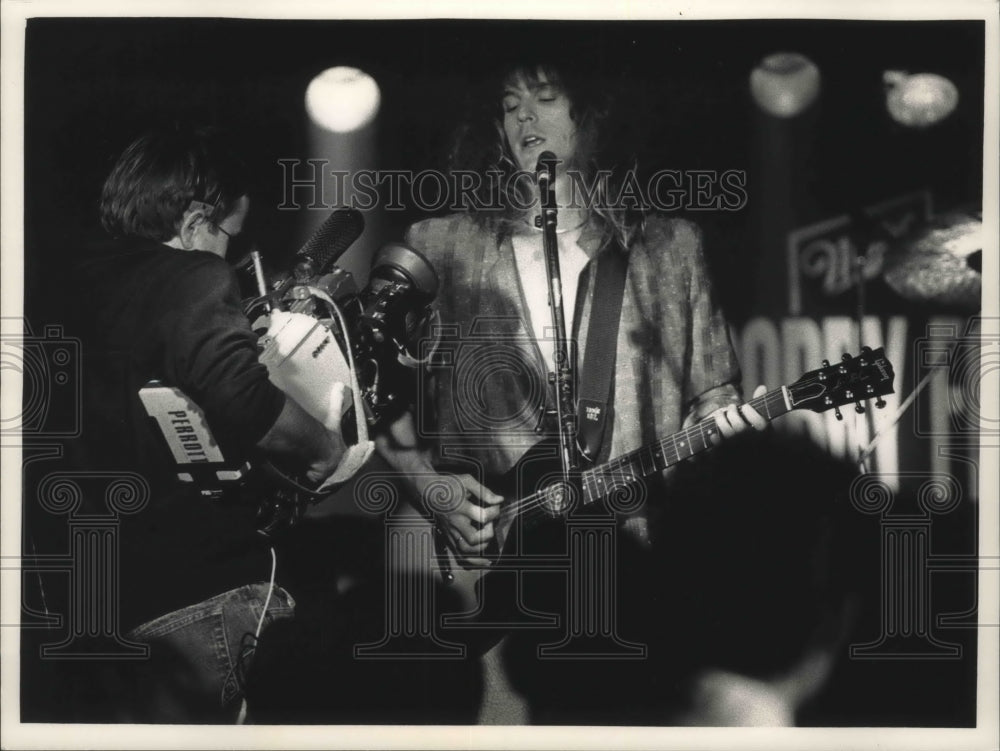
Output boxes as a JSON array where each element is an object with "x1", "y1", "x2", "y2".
[
  {"x1": 856, "y1": 367, "x2": 938, "y2": 468},
  {"x1": 235, "y1": 545, "x2": 277, "y2": 725},
  {"x1": 256, "y1": 547, "x2": 278, "y2": 640}
]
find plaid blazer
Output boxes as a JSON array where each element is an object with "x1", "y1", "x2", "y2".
[{"x1": 405, "y1": 213, "x2": 742, "y2": 489}]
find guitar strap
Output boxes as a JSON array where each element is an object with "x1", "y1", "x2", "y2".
[{"x1": 575, "y1": 246, "x2": 628, "y2": 463}]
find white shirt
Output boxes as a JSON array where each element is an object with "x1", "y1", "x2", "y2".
[{"x1": 510, "y1": 225, "x2": 589, "y2": 373}]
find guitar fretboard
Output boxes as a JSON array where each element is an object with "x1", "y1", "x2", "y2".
[
  {"x1": 493, "y1": 349, "x2": 892, "y2": 549},
  {"x1": 578, "y1": 388, "x2": 791, "y2": 506}
]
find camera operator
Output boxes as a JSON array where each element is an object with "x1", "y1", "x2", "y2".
[{"x1": 48, "y1": 125, "x2": 344, "y2": 723}]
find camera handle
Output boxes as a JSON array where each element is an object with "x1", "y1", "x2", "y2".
[
  {"x1": 395, "y1": 308, "x2": 442, "y2": 369},
  {"x1": 259, "y1": 286, "x2": 375, "y2": 490}
]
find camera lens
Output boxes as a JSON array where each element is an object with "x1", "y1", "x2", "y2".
[{"x1": 371, "y1": 242, "x2": 439, "y2": 297}]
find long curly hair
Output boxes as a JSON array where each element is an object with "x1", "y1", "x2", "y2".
[{"x1": 447, "y1": 61, "x2": 644, "y2": 251}]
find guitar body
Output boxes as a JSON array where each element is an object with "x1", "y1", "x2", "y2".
[
  {"x1": 425, "y1": 446, "x2": 537, "y2": 645},
  {"x1": 432, "y1": 439, "x2": 645, "y2": 654}
]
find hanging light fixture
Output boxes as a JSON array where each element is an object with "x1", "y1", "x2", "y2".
[
  {"x1": 884, "y1": 71, "x2": 958, "y2": 128},
  {"x1": 749, "y1": 52, "x2": 821, "y2": 118},
  {"x1": 305, "y1": 66, "x2": 381, "y2": 133}
]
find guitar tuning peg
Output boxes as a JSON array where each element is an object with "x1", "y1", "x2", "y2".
[
  {"x1": 855, "y1": 401, "x2": 866, "y2": 414},
  {"x1": 841, "y1": 353, "x2": 852, "y2": 362},
  {"x1": 834, "y1": 406, "x2": 843, "y2": 421},
  {"x1": 876, "y1": 396, "x2": 887, "y2": 408},
  {"x1": 822, "y1": 359, "x2": 831, "y2": 367}
]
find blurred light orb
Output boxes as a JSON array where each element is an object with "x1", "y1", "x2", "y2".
[
  {"x1": 750, "y1": 52, "x2": 821, "y2": 118},
  {"x1": 305, "y1": 66, "x2": 381, "y2": 133},
  {"x1": 884, "y1": 71, "x2": 958, "y2": 128}
]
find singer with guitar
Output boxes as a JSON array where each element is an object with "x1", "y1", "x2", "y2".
[{"x1": 376, "y1": 61, "x2": 769, "y2": 722}]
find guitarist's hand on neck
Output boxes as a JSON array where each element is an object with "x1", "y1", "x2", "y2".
[{"x1": 686, "y1": 384, "x2": 770, "y2": 443}]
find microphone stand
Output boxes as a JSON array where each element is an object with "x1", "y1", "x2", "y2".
[
  {"x1": 853, "y1": 243, "x2": 872, "y2": 474},
  {"x1": 850, "y1": 210, "x2": 882, "y2": 474},
  {"x1": 536, "y1": 152, "x2": 580, "y2": 477}
]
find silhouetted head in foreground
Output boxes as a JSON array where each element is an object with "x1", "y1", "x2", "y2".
[{"x1": 653, "y1": 429, "x2": 865, "y2": 725}]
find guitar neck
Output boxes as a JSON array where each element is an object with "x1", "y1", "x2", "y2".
[
  {"x1": 578, "y1": 387, "x2": 792, "y2": 507},
  {"x1": 494, "y1": 348, "x2": 893, "y2": 548}
]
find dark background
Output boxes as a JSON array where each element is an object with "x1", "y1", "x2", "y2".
[
  {"x1": 25, "y1": 18, "x2": 985, "y2": 325},
  {"x1": 20, "y1": 17, "x2": 986, "y2": 727}
]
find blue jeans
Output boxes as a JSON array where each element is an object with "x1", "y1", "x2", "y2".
[{"x1": 120, "y1": 583, "x2": 295, "y2": 723}]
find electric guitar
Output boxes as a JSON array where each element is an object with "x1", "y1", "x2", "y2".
[{"x1": 431, "y1": 347, "x2": 896, "y2": 625}]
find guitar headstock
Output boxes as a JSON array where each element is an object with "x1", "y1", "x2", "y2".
[{"x1": 787, "y1": 347, "x2": 895, "y2": 417}]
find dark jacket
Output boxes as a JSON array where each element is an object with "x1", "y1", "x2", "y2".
[{"x1": 62, "y1": 236, "x2": 286, "y2": 630}]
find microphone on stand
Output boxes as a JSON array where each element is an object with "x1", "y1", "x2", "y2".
[
  {"x1": 535, "y1": 150, "x2": 557, "y2": 189},
  {"x1": 533, "y1": 149, "x2": 577, "y2": 473},
  {"x1": 536, "y1": 151, "x2": 558, "y2": 232}
]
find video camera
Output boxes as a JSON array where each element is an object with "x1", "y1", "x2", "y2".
[
  {"x1": 140, "y1": 208, "x2": 439, "y2": 534},
  {"x1": 238, "y1": 208, "x2": 440, "y2": 432}
]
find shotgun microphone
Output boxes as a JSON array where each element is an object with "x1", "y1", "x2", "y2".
[{"x1": 293, "y1": 207, "x2": 365, "y2": 280}]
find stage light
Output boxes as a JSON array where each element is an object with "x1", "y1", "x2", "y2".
[
  {"x1": 305, "y1": 66, "x2": 381, "y2": 133},
  {"x1": 750, "y1": 52, "x2": 821, "y2": 118},
  {"x1": 884, "y1": 71, "x2": 958, "y2": 128}
]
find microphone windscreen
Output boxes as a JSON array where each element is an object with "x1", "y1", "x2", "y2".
[{"x1": 297, "y1": 207, "x2": 365, "y2": 274}]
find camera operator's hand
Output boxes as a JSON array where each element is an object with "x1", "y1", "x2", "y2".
[
  {"x1": 303, "y1": 381, "x2": 350, "y2": 487},
  {"x1": 414, "y1": 472, "x2": 503, "y2": 567},
  {"x1": 258, "y1": 394, "x2": 346, "y2": 485},
  {"x1": 304, "y1": 435, "x2": 347, "y2": 486}
]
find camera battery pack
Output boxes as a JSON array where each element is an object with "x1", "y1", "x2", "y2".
[{"x1": 138, "y1": 381, "x2": 250, "y2": 496}]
